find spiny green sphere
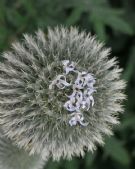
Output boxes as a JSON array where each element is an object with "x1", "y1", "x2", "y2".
[{"x1": 0, "y1": 27, "x2": 126, "y2": 160}]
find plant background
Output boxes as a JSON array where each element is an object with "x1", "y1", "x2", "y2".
[{"x1": 0, "y1": 0, "x2": 135, "y2": 169}]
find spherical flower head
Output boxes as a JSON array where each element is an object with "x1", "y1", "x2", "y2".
[{"x1": 0, "y1": 27, "x2": 126, "y2": 161}]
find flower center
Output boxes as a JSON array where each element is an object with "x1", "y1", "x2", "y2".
[{"x1": 49, "y1": 60, "x2": 96, "y2": 127}]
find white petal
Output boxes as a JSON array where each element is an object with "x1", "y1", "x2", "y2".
[
  {"x1": 74, "y1": 78, "x2": 85, "y2": 89},
  {"x1": 90, "y1": 95, "x2": 94, "y2": 106},
  {"x1": 50, "y1": 75, "x2": 71, "y2": 89},
  {"x1": 62, "y1": 60, "x2": 76, "y2": 74},
  {"x1": 79, "y1": 121, "x2": 89, "y2": 126},
  {"x1": 84, "y1": 88, "x2": 95, "y2": 96},
  {"x1": 69, "y1": 118, "x2": 77, "y2": 126},
  {"x1": 64, "y1": 101, "x2": 76, "y2": 112},
  {"x1": 62, "y1": 60, "x2": 69, "y2": 66}
]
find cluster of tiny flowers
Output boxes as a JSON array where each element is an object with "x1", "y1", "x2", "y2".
[{"x1": 49, "y1": 60, "x2": 96, "y2": 126}]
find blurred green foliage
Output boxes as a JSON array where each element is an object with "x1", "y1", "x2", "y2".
[{"x1": 0, "y1": 0, "x2": 135, "y2": 169}]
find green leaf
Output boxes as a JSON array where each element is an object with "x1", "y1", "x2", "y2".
[
  {"x1": 123, "y1": 46, "x2": 135, "y2": 81},
  {"x1": 45, "y1": 160, "x2": 61, "y2": 169},
  {"x1": 90, "y1": 5, "x2": 133, "y2": 35},
  {"x1": 90, "y1": 13, "x2": 108, "y2": 41},
  {"x1": 119, "y1": 115, "x2": 135, "y2": 130},
  {"x1": 66, "y1": 7, "x2": 83, "y2": 26},
  {"x1": 90, "y1": 0, "x2": 109, "y2": 7},
  {"x1": 104, "y1": 137, "x2": 130, "y2": 165},
  {"x1": 105, "y1": 15, "x2": 133, "y2": 35},
  {"x1": 6, "y1": 9, "x2": 28, "y2": 28},
  {"x1": 64, "y1": 158, "x2": 80, "y2": 169},
  {"x1": 85, "y1": 152, "x2": 95, "y2": 168},
  {"x1": 21, "y1": 0, "x2": 37, "y2": 17}
]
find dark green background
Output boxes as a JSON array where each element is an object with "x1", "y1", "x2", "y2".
[{"x1": 0, "y1": 0, "x2": 135, "y2": 169}]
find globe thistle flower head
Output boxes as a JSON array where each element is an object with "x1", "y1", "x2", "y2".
[{"x1": 0, "y1": 27, "x2": 126, "y2": 161}]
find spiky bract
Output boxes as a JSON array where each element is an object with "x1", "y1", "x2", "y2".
[
  {"x1": 0, "y1": 130, "x2": 45, "y2": 169},
  {"x1": 0, "y1": 27, "x2": 126, "y2": 160}
]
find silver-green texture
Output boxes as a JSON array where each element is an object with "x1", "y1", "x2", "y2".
[
  {"x1": 0, "y1": 27, "x2": 126, "y2": 160},
  {"x1": 0, "y1": 130, "x2": 44, "y2": 169}
]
